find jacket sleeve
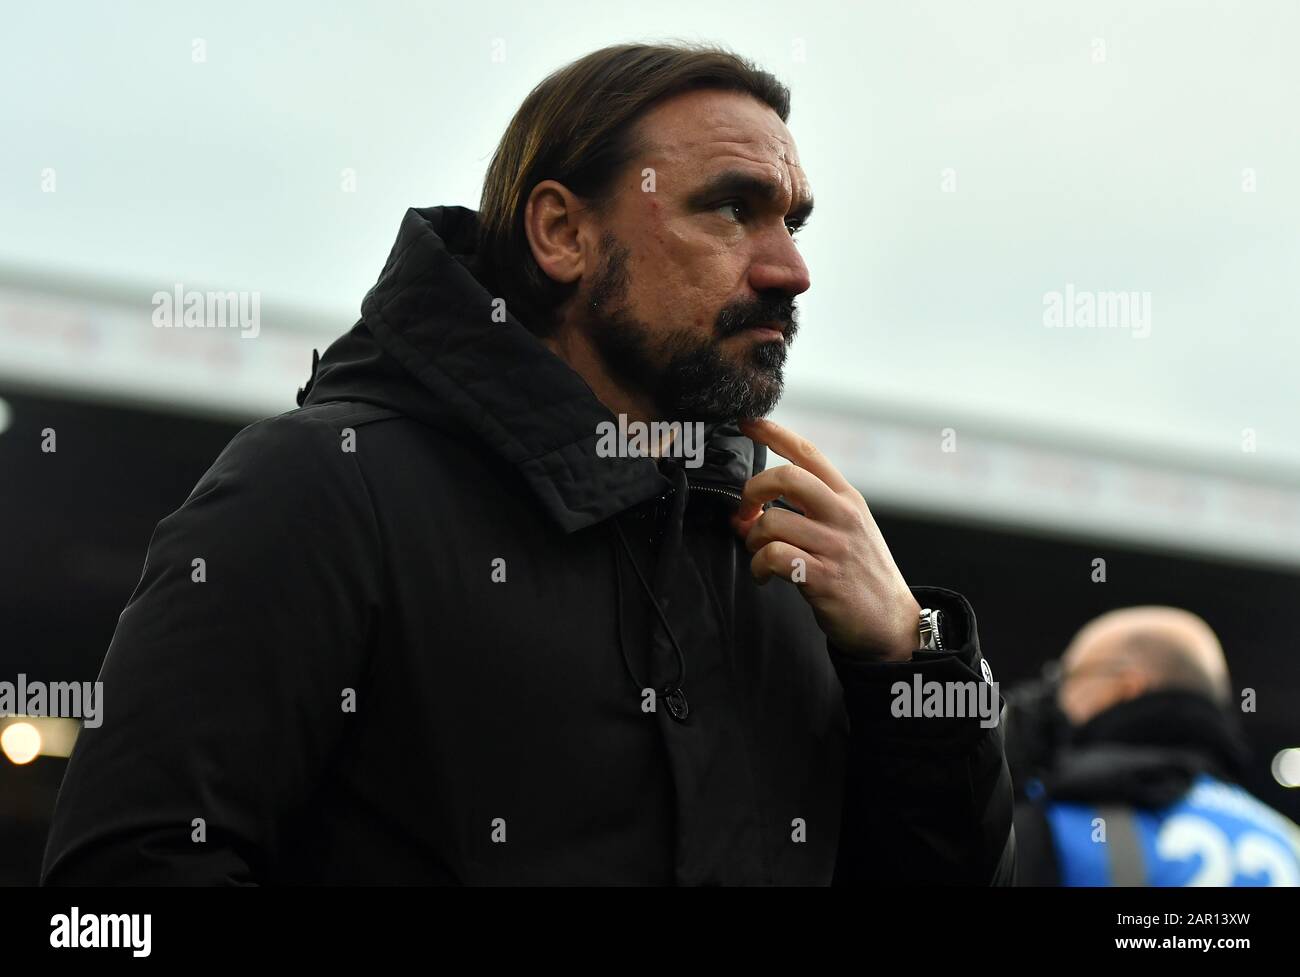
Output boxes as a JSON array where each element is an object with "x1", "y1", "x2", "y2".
[
  {"x1": 41, "y1": 412, "x2": 383, "y2": 885},
  {"x1": 830, "y1": 586, "x2": 1016, "y2": 885},
  {"x1": 1012, "y1": 800, "x2": 1061, "y2": 885}
]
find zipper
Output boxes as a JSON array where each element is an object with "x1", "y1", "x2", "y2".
[{"x1": 685, "y1": 481, "x2": 743, "y2": 504}]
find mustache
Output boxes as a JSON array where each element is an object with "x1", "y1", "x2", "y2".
[{"x1": 715, "y1": 296, "x2": 799, "y2": 341}]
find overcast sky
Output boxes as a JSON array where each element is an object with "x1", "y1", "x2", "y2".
[{"x1": 2, "y1": 0, "x2": 1297, "y2": 478}]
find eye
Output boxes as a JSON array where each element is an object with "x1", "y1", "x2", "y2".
[
  {"x1": 716, "y1": 200, "x2": 747, "y2": 223},
  {"x1": 715, "y1": 200, "x2": 806, "y2": 239}
]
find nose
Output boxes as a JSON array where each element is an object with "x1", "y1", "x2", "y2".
[{"x1": 748, "y1": 230, "x2": 811, "y2": 297}]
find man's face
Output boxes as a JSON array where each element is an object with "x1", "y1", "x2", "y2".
[
  {"x1": 576, "y1": 88, "x2": 813, "y2": 423},
  {"x1": 1056, "y1": 641, "x2": 1147, "y2": 727}
]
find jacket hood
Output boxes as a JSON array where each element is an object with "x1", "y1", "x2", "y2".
[{"x1": 298, "y1": 205, "x2": 764, "y2": 532}]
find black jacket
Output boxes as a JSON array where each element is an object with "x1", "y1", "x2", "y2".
[{"x1": 43, "y1": 205, "x2": 1014, "y2": 885}]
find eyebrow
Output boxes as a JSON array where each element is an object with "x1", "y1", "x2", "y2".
[{"x1": 684, "y1": 170, "x2": 815, "y2": 224}]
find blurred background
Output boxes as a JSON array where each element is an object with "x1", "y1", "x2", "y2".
[{"x1": 2, "y1": 0, "x2": 1298, "y2": 885}]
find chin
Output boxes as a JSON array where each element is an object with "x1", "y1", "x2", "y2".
[{"x1": 748, "y1": 343, "x2": 787, "y2": 372}]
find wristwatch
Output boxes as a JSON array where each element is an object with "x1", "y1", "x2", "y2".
[{"x1": 918, "y1": 607, "x2": 944, "y2": 652}]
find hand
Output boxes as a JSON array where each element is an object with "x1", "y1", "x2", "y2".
[{"x1": 733, "y1": 417, "x2": 921, "y2": 663}]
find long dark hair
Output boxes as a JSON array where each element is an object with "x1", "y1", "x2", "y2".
[{"x1": 477, "y1": 42, "x2": 790, "y2": 335}]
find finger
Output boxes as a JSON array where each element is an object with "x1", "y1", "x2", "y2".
[
  {"x1": 742, "y1": 505, "x2": 840, "y2": 558},
  {"x1": 750, "y1": 540, "x2": 818, "y2": 586},
  {"x1": 736, "y1": 464, "x2": 842, "y2": 524},
  {"x1": 731, "y1": 508, "x2": 762, "y2": 539},
  {"x1": 739, "y1": 418, "x2": 855, "y2": 495}
]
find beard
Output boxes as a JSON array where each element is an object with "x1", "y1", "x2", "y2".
[{"x1": 582, "y1": 232, "x2": 799, "y2": 424}]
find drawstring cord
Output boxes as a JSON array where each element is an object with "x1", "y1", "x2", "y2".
[
  {"x1": 611, "y1": 521, "x2": 640, "y2": 689},
  {"x1": 608, "y1": 465, "x2": 692, "y2": 721}
]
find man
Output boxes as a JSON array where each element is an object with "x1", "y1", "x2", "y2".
[
  {"x1": 43, "y1": 43, "x2": 1013, "y2": 885},
  {"x1": 1014, "y1": 606, "x2": 1300, "y2": 885}
]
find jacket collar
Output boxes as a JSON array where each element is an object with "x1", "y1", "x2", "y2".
[
  {"x1": 1065, "y1": 690, "x2": 1251, "y2": 783},
  {"x1": 302, "y1": 205, "x2": 763, "y2": 533}
]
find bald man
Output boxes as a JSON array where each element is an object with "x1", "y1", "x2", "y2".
[
  {"x1": 1057, "y1": 607, "x2": 1231, "y2": 728},
  {"x1": 1014, "y1": 606, "x2": 1300, "y2": 886}
]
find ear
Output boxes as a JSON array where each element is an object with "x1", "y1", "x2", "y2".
[{"x1": 523, "y1": 180, "x2": 589, "y2": 286}]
